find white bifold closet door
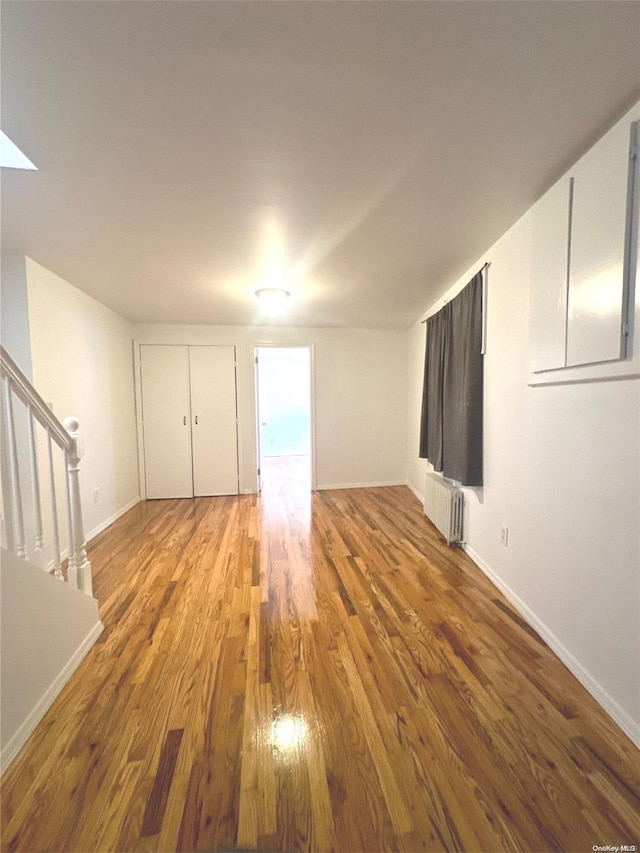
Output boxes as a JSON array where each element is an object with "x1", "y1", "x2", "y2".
[
  {"x1": 189, "y1": 345, "x2": 238, "y2": 497},
  {"x1": 140, "y1": 344, "x2": 238, "y2": 499},
  {"x1": 141, "y1": 345, "x2": 193, "y2": 499}
]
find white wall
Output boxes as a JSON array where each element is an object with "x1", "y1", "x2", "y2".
[
  {"x1": 407, "y1": 164, "x2": 640, "y2": 744},
  {"x1": 133, "y1": 324, "x2": 408, "y2": 493},
  {"x1": 0, "y1": 258, "x2": 129, "y2": 773},
  {"x1": 26, "y1": 258, "x2": 140, "y2": 543},
  {"x1": 1, "y1": 255, "x2": 32, "y2": 377},
  {"x1": 1, "y1": 549, "x2": 102, "y2": 770},
  {"x1": 1, "y1": 255, "x2": 35, "y2": 552}
]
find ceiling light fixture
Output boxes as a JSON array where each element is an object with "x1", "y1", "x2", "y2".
[{"x1": 255, "y1": 287, "x2": 290, "y2": 311}]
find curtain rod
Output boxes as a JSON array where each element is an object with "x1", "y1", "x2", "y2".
[{"x1": 420, "y1": 262, "x2": 490, "y2": 323}]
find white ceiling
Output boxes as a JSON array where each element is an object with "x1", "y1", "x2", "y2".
[{"x1": 2, "y1": 1, "x2": 639, "y2": 330}]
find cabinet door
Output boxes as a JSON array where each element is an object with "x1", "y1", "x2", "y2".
[
  {"x1": 566, "y1": 117, "x2": 632, "y2": 366},
  {"x1": 529, "y1": 176, "x2": 572, "y2": 372},
  {"x1": 140, "y1": 345, "x2": 193, "y2": 499},
  {"x1": 189, "y1": 346, "x2": 239, "y2": 497}
]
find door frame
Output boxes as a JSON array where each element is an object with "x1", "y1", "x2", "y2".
[
  {"x1": 253, "y1": 343, "x2": 317, "y2": 491},
  {"x1": 133, "y1": 340, "x2": 148, "y2": 501}
]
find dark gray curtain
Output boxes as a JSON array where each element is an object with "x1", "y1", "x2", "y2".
[
  {"x1": 419, "y1": 308, "x2": 446, "y2": 469},
  {"x1": 419, "y1": 271, "x2": 483, "y2": 486}
]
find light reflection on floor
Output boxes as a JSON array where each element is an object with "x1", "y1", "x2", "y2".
[
  {"x1": 260, "y1": 454, "x2": 311, "y2": 509},
  {"x1": 269, "y1": 714, "x2": 310, "y2": 754},
  {"x1": 259, "y1": 455, "x2": 317, "y2": 620},
  {"x1": 259, "y1": 456, "x2": 316, "y2": 766}
]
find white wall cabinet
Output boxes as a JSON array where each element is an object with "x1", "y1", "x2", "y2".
[
  {"x1": 529, "y1": 176, "x2": 572, "y2": 373},
  {"x1": 140, "y1": 344, "x2": 238, "y2": 499},
  {"x1": 567, "y1": 116, "x2": 634, "y2": 367},
  {"x1": 529, "y1": 105, "x2": 639, "y2": 380}
]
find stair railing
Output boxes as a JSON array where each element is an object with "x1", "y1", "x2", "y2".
[{"x1": 0, "y1": 345, "x2": 93, "y2": 596}]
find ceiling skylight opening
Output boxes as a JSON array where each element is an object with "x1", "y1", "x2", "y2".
[{"x1": 1, "y1": 131, "x2": 37, "y2": 170}]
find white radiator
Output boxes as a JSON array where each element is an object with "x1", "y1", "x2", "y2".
[{"x1": 423, "y1": 473, "x2": 464, "y2": 545}]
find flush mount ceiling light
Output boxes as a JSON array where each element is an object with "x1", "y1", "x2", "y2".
[{"x1": 255, "y1": 287, "x2": 290, "y2": 311}]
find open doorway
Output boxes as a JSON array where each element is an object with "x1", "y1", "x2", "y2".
[{"x1": 255, "y1": 346, "x2": 313, "y2": 493}]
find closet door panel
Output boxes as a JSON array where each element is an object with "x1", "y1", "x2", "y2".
[
  {"x1": 189, "y1": 346, "x2": 238, "y2": 496},
  {"x1": 529, "y1": 176, "x2": 572, "y2": 372},
  {"x1": 140, "y1": 345, "x2": 193, "y2": 499},
  {"x1": 567, "y1": 117, "x2": 632, "y2": 366}
]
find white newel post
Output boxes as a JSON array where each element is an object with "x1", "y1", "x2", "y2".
[{"x1": 63, "y1": 417, "x2": 93, "y2": 597}]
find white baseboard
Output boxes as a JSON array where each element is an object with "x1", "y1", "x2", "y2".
[
  {"x1": 464, "y1": 544, "x2": 640, "y2": 749},
  {"x1": 316, "y1": 480, "x2": 407, "y2": 491},
  {"x1": 43, "y1": 496, "x2": 142, "y2": 574},
  {"x1": 407, "y1": 481, "x2": 424, "y2": 505},
  {"x1": 1, "y1": 620, "x2": 104, "y2": 774},
  {"x1": 86, "y1": 496, "x2": 141, "y2": 543}
]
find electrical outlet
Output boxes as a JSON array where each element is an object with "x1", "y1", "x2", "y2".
[
  {"x1": 500, "y1": 525, "x2": 509, "y2": 547},
  {"x1": 93, "y1": 488, "x2": 100, "y2": 504}
]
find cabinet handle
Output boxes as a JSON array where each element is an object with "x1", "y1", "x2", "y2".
[
  {"x1": 195, "y1": 415, "x2": 199, "y2": 425},
  {"x1": 183, "y1": 416, "x2": 187, "y2": 425}
]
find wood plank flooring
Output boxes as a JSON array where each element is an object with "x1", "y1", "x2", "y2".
[{"x1": 2, "y1": 455, "x2": 639, "y2": 852}]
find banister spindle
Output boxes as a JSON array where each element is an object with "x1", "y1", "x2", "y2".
[
  {"x1": 47, "y1": 432, "x2": 63, "y2": 579},
  {"x1": 1, "y1": 379, "x2": 16, "y2": 554},
  {"x1": 3, "y1": 380, "x2": 26, "y2": 558},
  {"x1": 63, "y1": 449, "x2": 77, "y2": 588},
  {"x1": 63, "y1": 417, "x2": 93, "y2": 596},
  {"x1": 27, "y1": 406, "x2": 44, "y2": 551}
]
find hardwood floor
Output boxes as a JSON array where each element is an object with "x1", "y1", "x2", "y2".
[{"x1": 2, "y1": 456, "x2": 639, "y2": 852}]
